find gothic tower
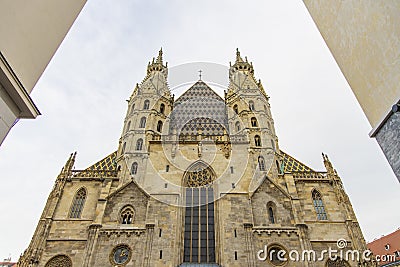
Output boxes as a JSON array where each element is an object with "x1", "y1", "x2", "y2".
[{"x1": 117, "y1": 48, "x2": 173, "y2": 185}]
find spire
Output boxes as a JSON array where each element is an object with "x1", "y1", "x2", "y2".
[
  {"x1": 236, "y1": 48, "x2": 244, "y2": 63},
  {"x1": 58, "y1": 152, "x2": 77, "y2": 179},
  {"x1": 146, "y1": 48, "x2": 168, "y2": 77},
  {"x1": 322, "y1": 153, "x2": 336, "y2": 176},
  {"x1": 231, "y1": 48, "x2": 254, "y2": 76},
  {"x1": 156, "y1": 47, "x2": 163, "y2": 64}
]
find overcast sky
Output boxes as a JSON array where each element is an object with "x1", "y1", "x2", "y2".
[{"x1": 0, "y1": 0, "x2": 399, "y2": 260}]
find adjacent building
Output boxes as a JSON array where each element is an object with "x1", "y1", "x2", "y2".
[
  {"x1": 302, "y1": 0, "x2": 400, "y2": 181},
  {"x1": 368, "y1": 229, "x2": 400, "y2": 267},
  {"x1": 0, "y1": 0, "x2": 87, "y2": 145},
  {"x1": 19, "y1": 50, "x2": 372, "y2": 267}
]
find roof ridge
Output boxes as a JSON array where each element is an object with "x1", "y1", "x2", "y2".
[{"x1": 175, "y1": 80, "x2": 224, "y2": 103}]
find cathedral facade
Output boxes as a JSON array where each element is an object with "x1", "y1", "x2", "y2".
[{"x1": 19, "y1": 50, "x2": 371, "y2": 267}]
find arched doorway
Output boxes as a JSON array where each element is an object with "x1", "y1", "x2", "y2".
[{"x1": 183, "y1": 162, "x2": 216, "y2": 263}]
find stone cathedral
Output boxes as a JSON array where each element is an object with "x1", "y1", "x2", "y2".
[{"x1": 19, "y1": 49, "x2": 372, "y2": 267}]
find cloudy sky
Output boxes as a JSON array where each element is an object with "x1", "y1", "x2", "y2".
[{"x1": 0, "y1": 0, "x2": 399, "y2": 260}]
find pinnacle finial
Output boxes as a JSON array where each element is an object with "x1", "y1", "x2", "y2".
[
  {"x1": 156, "y1": 47, "x2": 163, "y2": 63},
  {"x1": 236, "y1": 48, "x2": 243, "y2": 62}
]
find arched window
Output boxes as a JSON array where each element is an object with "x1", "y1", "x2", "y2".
[
  {"x1": 131, "y1": 162, "x2": 138, "y2": 175},
  {"x1": 69, "y1": 188, "x2": 87, "y2": 218},
  {"x1": 143, "y1": 100, "x2": 150, "y2": 110},
  {"x1": 136, "y1": 139, "x2": 143, "y2": 151},
  {"x1": 312, "y1": 190, "x2": 328, "y2": 220},
  {"x1": 258, "y1": 156, "x2": 266, "y2": 171},
  {"x1": 184, "y1": 164, "x2": 216, "y2": 263},
  {"x1": 122, "y1": 142, "x2": 126, "y2": 154},
  {"x1": 45, "y1": 255, "x2": 72, "y2": 267},
  {"x1": 126, "y1": 121, "x2": 131, "y2": 133},
  {"x1": 271, "y1": 139, "x2": 276, "y2": 151},
  {"x1": 249, "y1": 101, "x2": 255, "y2": 111},
  {"x1": 160, "y1": 103, "x2": 165, "y2": 114},
  {"x1": 233, "y1": 104, "x2": 238, "y2": 114},
  {"x1": 267, "y1": 121, "x2": 271, "y2": 129},
  {"x1": 120, "y1": 206, "x2": 134, "y2": 224},
  {"x1": 254, "y1": 135, "x2": 261, "y2": 147},
  {"x1": 251, "y1": 117, "x2": 258, "y2": 127},
  {"x1": 268, "y1": 207, "x2": 275, "y2": 224},
  {"x1": 235, "y1": 121, "x2": 241, "y2": 132},
  {"x1": 264, "y1": 105, "x2": 267, "y2": 113},
  {"x1": 130, "y1": 103, "x2": 135, "y2": 114},
  {"x1": 276, "y1": 160, "x2": 281, "y2": 174},
  {"x1": 139, "y1": 117, "x2": 146, "y2": 128},
  {"x1": 157, "y1": 120, "x2": 163, "y2": 132}
]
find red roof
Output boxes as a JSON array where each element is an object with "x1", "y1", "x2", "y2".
[{"x1": 368, "y1": 228, "x2": 400, "y2": 266}]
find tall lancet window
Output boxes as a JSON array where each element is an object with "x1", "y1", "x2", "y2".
[
  {"x1": 69, "y1": 188, "x2": 87, "y2": 218},
  {"x1": 258, "y1": 156, "x2": 266, "y2": 171},
  {"x1": 143, "y1": 100, "x2": 150, "y2": 110},
  {"x1": 312, "y1": 190, "x2": 328, "y2": 220},
  {"x1": 184, "y1": 164, "x2": 216, "y2": 263},
  {"x1": 139, "y1": 117, "x2": 146, "y2": 128},
  {"x1": 249, "y1": 101, "x2": 255, "y2": 111}
]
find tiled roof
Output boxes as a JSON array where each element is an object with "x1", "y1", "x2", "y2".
[
  {"x1": 82, "y1": 151, "x2": 117, "y2": 172},
  {"x1": 368, "y1": 229, "x2": 400, "y2": 266},
  {"x1": 170, "y1": 81, "x2": 229, "y2": 136},
  {"x1": 280, "y1": 151, "x2": 315, "y2": 173}
]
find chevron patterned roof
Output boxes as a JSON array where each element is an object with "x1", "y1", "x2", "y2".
[
  {"x1": 82, "y1": 151, "x2": 117, "y2": 171},
  {"x1": 280, "y1": 150, "x2": 315, "y2": 173}
]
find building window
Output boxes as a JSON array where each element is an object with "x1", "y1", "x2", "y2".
[
  {"x1": 130, "y1": 103, "x2": 135, "y2": 114},
  {"x1": 131, "y1": 162, "x2": 138, "y2": 175},
  {"x1": 45, "y1": 255, "x2": 72, "y2": 267},
  {"x1": 276, "y1": 160, "x2": 281, "y2": 174},
  {"x1": 126, "y1": 121, "x2": 131, "y2": 133},
  {"x1": 160, "y1": 103, "x2": 165, "y2": 114},
  {"x1": 136, "y1": 138, "x2": 143, "y2": 151},
  {"x1": 166, "y1": 165, "x2": 170, "y2": 172},
  {"x1": 267, "y1": 244, "x2": 287, "y2": 266},
  {"x1": 254, "y1": 135, "x2": 261, "y2": 147},
  {"x1": 122, "y1": 142, "x2": 126, "y2": 154},
  {"x1": 234, "y1": 251, "x2": 238, "y2": 260},
  {"x1": 230, "y1": 166, "x2": 234, "y2": 174},
  {"x1": 267, "y1": 121, "x2": 271, "y2": 129},
  {"x1": 143, "y1": 100, "x2": 150, "y2": 110},
  {"x1": 233, "y1": 104, "x2": 238, "y2": 114},
  {"x1": 251, "y1": 117, "x2": 258, "y2": 127},
  {"x1": 184, "y1": 187, "x2": 216, "y2": 263},
  {"x1": 258, "y1": 156, "x2": 266, "y2": 171},
  {"x1": 385, "y1": 244, "x2": 390, "y2": 251},
  {"x1": 312, "y1": 190, "x2": 328, "y2": 220},
  {"x1": 249, "y1": 101, "x2": 255, "y2": 111},
  {"x1": 235, "y1": 121, "x2": 240, "y2": 132},
  {"x1": 271, "y1": 139, "x2": 276, "y2": 151},
  {"x1": 183, "y1": 164, "x2": 216, "y2": 263},
  {"x1": 268, "y1": 207, "x2": 275, "y2": 224},
  {"x1": 157, "y1": 120, "x2": 163, "y2": 132},
  {"x1": 120, "y1": 206, "x2": 134, "y2": 224},
  {"x1": 139, "y1": 117, "x2": 146, "y2": 128},
  {"x1": 69, "y1": 188, "x2": 87, "y2": 218}
]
